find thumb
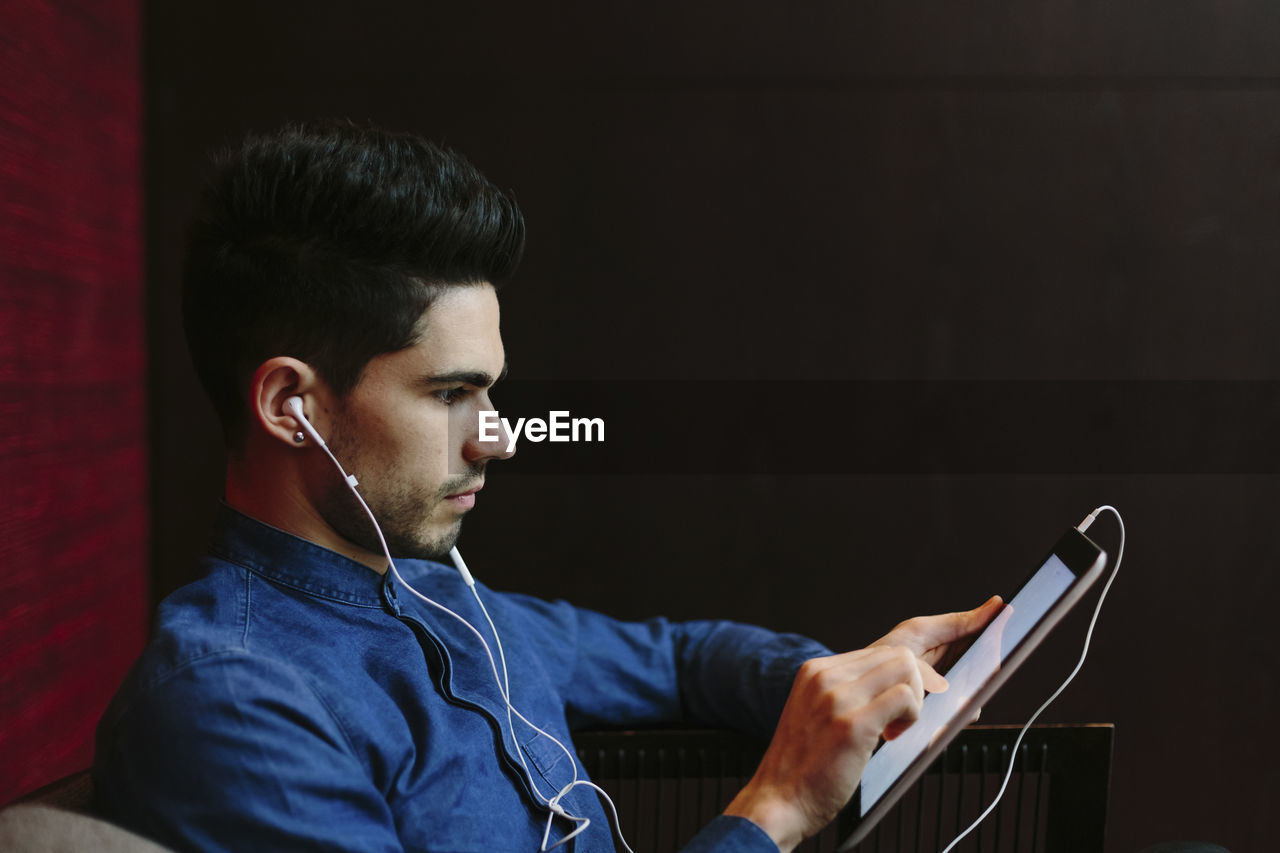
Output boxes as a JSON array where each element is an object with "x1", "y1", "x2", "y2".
[
  {"x1": 916, "y1": 595, "x2": 1005, "y2": 648},
  {"x1": 939, "y1": 595, "x2": 1004, "y2": 641},
  {"x1": 964, "y1": 595, "x2": 1005, "y2": 632},
  {"x1": 872, "y1": 596, "x2": 1006, "y2": 658}
]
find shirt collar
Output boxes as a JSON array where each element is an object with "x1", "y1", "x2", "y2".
[{"x1": 208, "y1": 503, "x2": 391, "y2": 608}]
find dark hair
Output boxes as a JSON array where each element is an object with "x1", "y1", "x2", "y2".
[{"x1": 182, "y1": 120, "x2": 525, "y2": 448}]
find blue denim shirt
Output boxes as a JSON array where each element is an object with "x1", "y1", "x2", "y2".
[{"x1": 94, "y1": 506, "x2": 831, "y2": 852}]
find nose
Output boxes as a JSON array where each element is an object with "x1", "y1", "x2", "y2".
[{"x1": 464, "y1": 403, "x2": 516, "y2": 465}]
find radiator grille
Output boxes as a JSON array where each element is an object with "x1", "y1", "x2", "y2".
[{"x1": 575, "y1": 725, "x2": 1112, "y2": 853}]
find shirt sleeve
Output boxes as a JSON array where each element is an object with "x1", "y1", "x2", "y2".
[
  {"x1": 498, "y1": 592, "x2": 833, "y2": 740},
  {"x1": 93, "y1": 650, "x2": 403, "y2": 853},
  {"x1": 493, "y1": 596, "x2": 810, "y2": 852},
  {"x1": 681, "y1": 815, "x2": 781, "y2": 852}
]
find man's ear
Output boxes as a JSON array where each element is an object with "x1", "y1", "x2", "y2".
[{"x1": 249, "y1": 357, "x2": 326, "y2": 447}]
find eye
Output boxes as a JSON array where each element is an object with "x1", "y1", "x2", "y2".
[{"x1": 434, "y1": 386, "x2": 470, "y2": 405}]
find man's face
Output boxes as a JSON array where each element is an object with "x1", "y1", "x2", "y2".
[{"x1": 318, "y1": 284, "x2": 512, "y2": 561}]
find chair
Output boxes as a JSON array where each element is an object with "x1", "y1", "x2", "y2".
[
  {"x1": 575, "y1": 723, "x2": 1114, "y2": 853},
  {"x1": 0, "y1": 771, "x2": 172, "y2": 853}
]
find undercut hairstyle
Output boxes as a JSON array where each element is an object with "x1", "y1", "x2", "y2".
[{"x1": 182, "y1": 120, "x2": 525, "y2": 449}]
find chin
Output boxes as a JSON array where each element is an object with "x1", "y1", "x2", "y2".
[{"x1": 389, "y1": 523, "x2": 463, "y2": 562}]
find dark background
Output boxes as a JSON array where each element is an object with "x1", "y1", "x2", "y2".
[{"x1": 146, "y1": 3, "x2": 1279, "y2": 851}]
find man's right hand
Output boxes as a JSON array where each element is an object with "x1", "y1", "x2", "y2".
[{"x1": 722, "y1": 645, "x2": 944, "y2": 851}]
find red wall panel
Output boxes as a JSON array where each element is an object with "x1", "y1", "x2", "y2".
[{"x1": 0, "y1": 0, "x2": 145, "y2": 802}]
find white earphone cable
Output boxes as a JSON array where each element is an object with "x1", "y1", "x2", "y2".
[
  {"x1": 301, "y1": 413, "x2": 632, "y2": 852},
  {"x1": 295, "y1": 399, "x2": 1108, "y2": 853}
]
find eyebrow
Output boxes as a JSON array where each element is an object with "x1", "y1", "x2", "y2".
[{"x1": 420, "y1": 360, "x2": 508, "y2": 388}]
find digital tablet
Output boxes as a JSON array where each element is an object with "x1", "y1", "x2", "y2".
[{"x1": 837, "y1": 526, "x2": 1108, "y2": 851}]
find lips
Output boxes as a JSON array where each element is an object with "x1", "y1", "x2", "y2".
[
  {"x1": 446, "y1": 481, "x2": 483, "y2": 499},
  {"x1": 445, "y1": 484, "x2": 480, "y2": 511}
]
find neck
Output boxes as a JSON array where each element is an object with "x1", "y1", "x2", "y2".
[{"x1": 225, "y1": 454, "x2": 391, "y2": 574}]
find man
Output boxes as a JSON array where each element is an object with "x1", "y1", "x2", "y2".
[{"x1": 94, "y1": 121, "x2": 1000, "y2": 852}]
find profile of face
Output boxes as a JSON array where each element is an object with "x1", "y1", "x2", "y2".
[{"x1": 316, "y1": 284, "x2": 514, "y2": 561}]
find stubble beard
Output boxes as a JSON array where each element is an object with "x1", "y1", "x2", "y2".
[{"x1": 319, "y1": 435, "x2": 484, "y2": 563}]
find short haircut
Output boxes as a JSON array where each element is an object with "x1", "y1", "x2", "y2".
[{"x1": 182, "y1": 120, "x2": 525, "y2": 448}]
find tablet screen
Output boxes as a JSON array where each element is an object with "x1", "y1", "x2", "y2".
[{"x1": 857, "y1": 553, "x2": 1078, "y2": 815}]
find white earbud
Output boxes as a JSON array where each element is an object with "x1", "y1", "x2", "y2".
[{"x1": 284, "y1": 396, "x2": 327, "y2": 447}]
